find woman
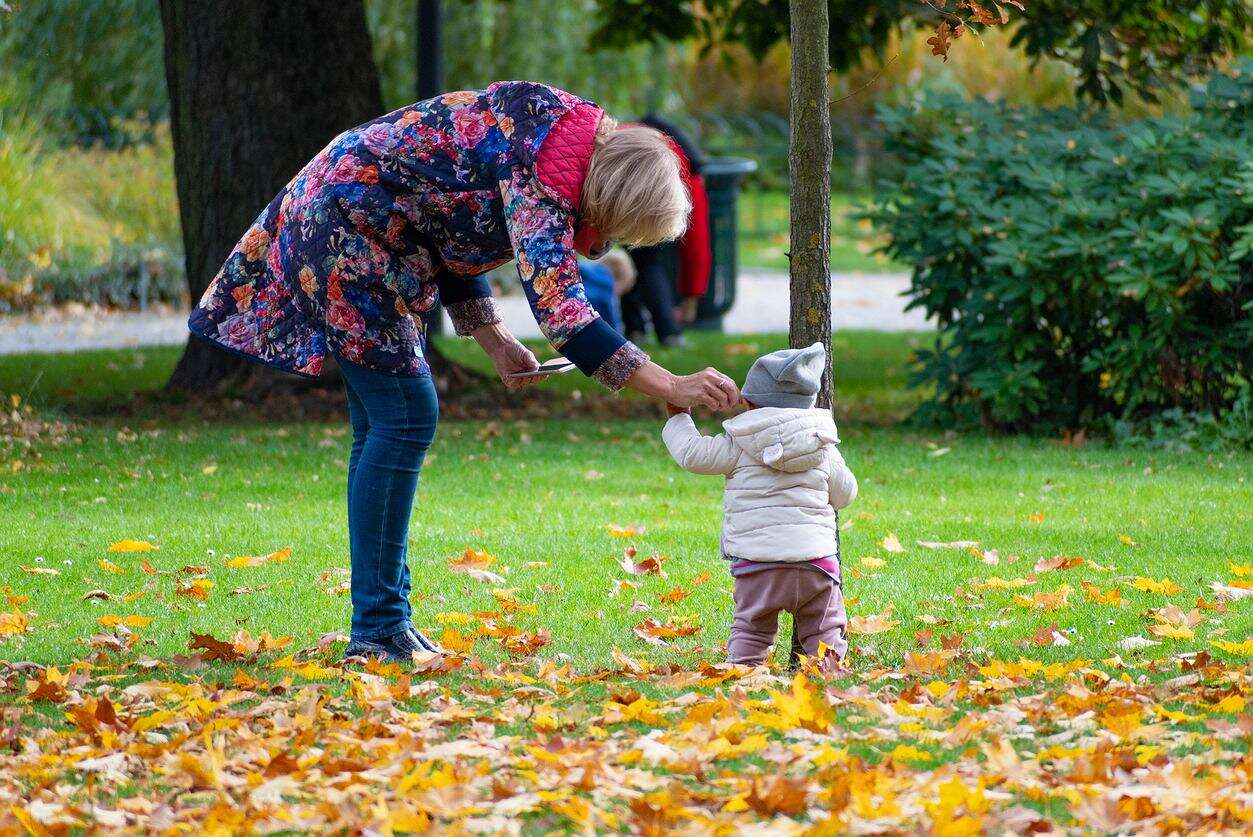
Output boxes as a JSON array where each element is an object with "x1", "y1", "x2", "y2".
[{"x1": 188, "y1": 81, "x2": 740, "y2": 661}]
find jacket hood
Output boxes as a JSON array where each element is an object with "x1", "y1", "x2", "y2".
[{"x1": 722, "y1": 407, "x2": 839, "y2": 473}]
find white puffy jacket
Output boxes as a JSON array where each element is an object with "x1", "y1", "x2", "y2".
[{"x1": 662, "y1": 408, "x2": 857, "y2": 562}]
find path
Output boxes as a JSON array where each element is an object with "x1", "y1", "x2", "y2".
[{"x1": 0, "y1": 271, "x2": 928, "y2": 355}]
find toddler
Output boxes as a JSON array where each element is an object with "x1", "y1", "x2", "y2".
[{"x1": 662, "y1": 342, "x2": 857, "y2": 665}]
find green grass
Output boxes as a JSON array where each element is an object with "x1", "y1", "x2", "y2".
[
  {"x1": 737, "y1": 191, "x2": 903, "y2": 273},
  {"x1": 1, "y1": 332, "x2": 1248, "y2": 669}
]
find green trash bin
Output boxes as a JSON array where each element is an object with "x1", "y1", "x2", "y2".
[{"x1": 689, "y1": 157, "x2": 757, "y2": 331}]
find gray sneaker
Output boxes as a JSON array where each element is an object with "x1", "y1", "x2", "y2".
[{"x1": 343, "y1": 627, "x2": 441, "y2": 663}]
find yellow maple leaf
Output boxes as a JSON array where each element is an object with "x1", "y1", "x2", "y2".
[
  {"x1": 1209, "y1": 638, "x2": 1253, "y2": 656},
  {"x1": 1013, "y1": 584, "x2": 1072, "y2": 611},
  {"x1": 1118, "y1": 533, "x2": 1137, "y2": 546},
  {"x1": 1028, "y1": 511, "x2": 1045, "y2": 524},
  {"x1": 888, "y1": 744, "x2": 934, "y2": 763},
  {"x1": 1082, "y1": 581, "x2": 1121, "y2": 606},
  {"x1": 0, "y1": 609, "x2": 29, "y2": 635},
  {"x1": 1228, "y1": 562, "x2": 1252, "y2": 578},
  {"x1": 1131, "y1": 576, "x2": 1182, "y2": 595},
  {"x1": 1147, "y1": 622, "x2": 1193, "y2": 640},
  {"x1": 98, "y1": 614, "x2": 154, "y2": 629},
  {"x1": 108, "y1": 539, "x2": 157, "y2": 553},
  {"x1": 607, "y1": 524, "x2": 645, "y2": 538},
  {"x1": 860, "y1": 555, "x2": 886, "y2": 569},
  {"x1": 1213, "y1": 695, "x2": 1246, "y2": 714},
  {"x1": 98, "y1": 558, "x2": 123, "y2": 575}
]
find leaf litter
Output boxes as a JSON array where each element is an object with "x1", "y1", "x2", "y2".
[{"x1": 0, "y1": 539, "x2": 1249, "y2": 833}]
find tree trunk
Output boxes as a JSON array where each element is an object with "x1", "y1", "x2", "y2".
[
  {"x1": 787, "y1": 0, "x2": 833, "y2": 409},
  {"x1": 787, "y1": 0, "x2": 833, "y2": 669},
  {"x1": 158, "y1": 0, "x2": 383, "y2": 392}
]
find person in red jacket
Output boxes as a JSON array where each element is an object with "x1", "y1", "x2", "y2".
[{"x1": 621, "y1": 115, "x2": 712, "y2": 347}]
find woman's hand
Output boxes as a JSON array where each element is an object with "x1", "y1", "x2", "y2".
[
  {"x1": 626, "y1": 361, "x2": 739, "y2": 412},
  {"x1": 669, "y1": 367, "x2": 741, "y2": 411},
  {"x1": 471, "y1": 323, "x2": 543, "y2": 391}
]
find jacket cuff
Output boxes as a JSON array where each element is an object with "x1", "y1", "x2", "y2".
[
  {"x1": 591, "y1": 342, "x2": 649, "y2": 391},
  {"x1": 445, "y1": 297, "x2": 501, "y2": 336}
]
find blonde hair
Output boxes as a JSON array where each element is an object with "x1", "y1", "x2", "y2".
[{"x1": 581, "y1": 119, "x2": 691, "y2": 247}]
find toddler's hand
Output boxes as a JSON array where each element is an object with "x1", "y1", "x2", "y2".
[{"x1": 666, "y1": 403, "x2": 691, "y2": 417}]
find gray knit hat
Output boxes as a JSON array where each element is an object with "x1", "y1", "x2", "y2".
[{"x1": 741, "y1": 342, "x2": 826, "y2": 409}]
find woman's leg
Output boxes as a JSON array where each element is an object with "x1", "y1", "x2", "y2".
[
  {"x1": 344, "y1": 371, "x2": 419, "y2": 628},
  {"x1": 338, "y1": 359, "x2": 439, "y2": 643}
]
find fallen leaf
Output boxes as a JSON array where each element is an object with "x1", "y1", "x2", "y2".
[
  {"x1": 1210, "y1": 581, "x2": 1252, "y2": 603},
  {"x1": 175, "y1": 578, "x2": 214, "y2": 600},
  {"x1": 1034, "y1": 555, "x2": 1083, "y2": 573},
  {"x1": 108, "y1": 539, "x2": 157, "y2": 553},
  {"x1": 19, "y1": 566, "x2": 59, "y2": 576},
  {"x1": 1132, "y1": 576, "x2": 1182, "y2": 596},
  {"x1": 848, "y1": 611, "x2": 900, "y2": 635},
  {"x1": 608, "y1": 524, "x2": 645, "y2": 538},
  {"x1": 1013, "y1": 585, "x2": 1072, "y2": 611},
  {"x1": 619, "y1": 547, "x2": 667, "y2": 577},
  {"x1": 501, "y1": 629, "x2": 551, "y2": 657},
  {"x1": 97, "y1": 615, "x2": 153, "y2": 629},
  {"x1": 917, "y1": 540, "x2": 978, "y2": 550},
  {"x1": 1031, "y1": 624, "x2": 1070, "y2": 647},
  {"x1": 98, "y1": 559, "x2": 123, "y2": 575},
  {"x1": 225, "y1": 546, "x2": 291, "y2": 569},
  {"x1": 633, "y1": 618, "x2": 701, "y2": 646},
  {"x1": 879, "y1": 533, "x2": 905, "y2": 553},
  {"x1": 659, "y1": 586, "x2": 691, "y2": 604},
  {"x1": 0, "y1": 609, "x2": 29, "y2": 635},
  {"x1": 1209, "y1": 638, "x2": 1253, "y2": 656}
]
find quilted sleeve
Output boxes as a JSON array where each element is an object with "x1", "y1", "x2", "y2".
[
  {"x1": 498, "y1": 169, "x2": 648, "y2": 390},
  {"x1": 435, "y1": 271, "x2": 502, "y2": 336}
]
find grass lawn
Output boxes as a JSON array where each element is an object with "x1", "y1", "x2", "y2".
[
  {"x1": 1, "y1": 331, "x2": 1249, "y2": 832},
  {"x1": 737, "y1": 191, "x2": 904, "y2": 273}
]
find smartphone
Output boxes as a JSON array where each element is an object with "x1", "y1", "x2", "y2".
[{"x1": 506, "y1": 356, "x2": 577, "y2": 379}]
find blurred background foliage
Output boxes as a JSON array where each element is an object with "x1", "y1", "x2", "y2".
[{"x1": 0, "y1": 0, "x2": 1242, "y2": 312}]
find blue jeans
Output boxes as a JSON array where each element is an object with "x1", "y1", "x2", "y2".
[{"x1": 338, "y1": 357, "x2": 439, "y2": 641}]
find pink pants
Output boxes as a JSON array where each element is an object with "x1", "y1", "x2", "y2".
[{"x1": 729, "y1": 567, "x2": 847, "y2": 665}]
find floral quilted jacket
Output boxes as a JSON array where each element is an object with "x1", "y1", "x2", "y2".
[{"x1": 188, "y1": 81, "x2": 649, "y2": 389}]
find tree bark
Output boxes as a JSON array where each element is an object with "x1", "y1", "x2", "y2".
[
  {"x1": 788, "y1": 0, "x2": 833, "y2": 409},
  {"x1": 788, "y1": 0, "x2": 833, "y2": 670},
  {"x1": 158, "y1": 0, "x2": 383, "y2": 392}
]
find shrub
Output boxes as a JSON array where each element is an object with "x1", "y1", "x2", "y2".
[
  {"x1": 866, "y1": 62, "x2": 1253, "y2": 434},
  {"x1": 0, "y1": 104, "x2": 184, "y2": 313}
]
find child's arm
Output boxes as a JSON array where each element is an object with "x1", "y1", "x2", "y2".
[
  {"x1": 662, "y1": 412, "x2": 740, "y2": 475},
  {"x1": 828, "y1": 448, "x2": 858, "y2": 509}
]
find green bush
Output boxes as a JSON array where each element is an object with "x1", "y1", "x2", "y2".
[
  {"x1": 0, "y1": 99, "x2": 184, "y2": 313},
  {"x1": 866, "y1": 62, "x2": 1253, "y2": 435}
]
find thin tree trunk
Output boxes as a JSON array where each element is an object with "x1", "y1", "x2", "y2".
[
  {"x1": 788, "y1": 0, "x2": 833, "y2": 408},
  {"x1": 158, "y1": 0, "x2": 382, "y2": 392},
  {"x1": 788, "y1": 0, "x2": 833, "y2": 669}
]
